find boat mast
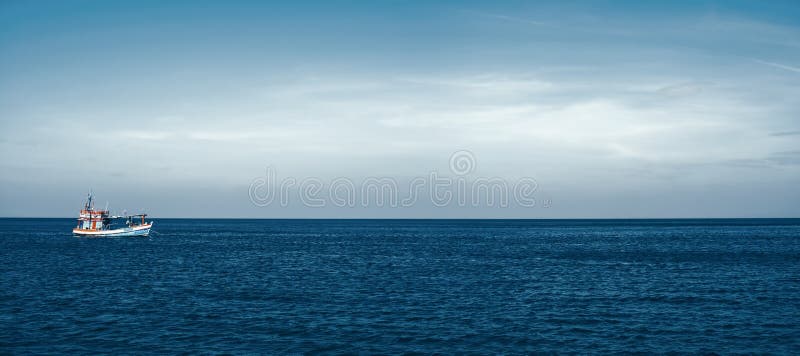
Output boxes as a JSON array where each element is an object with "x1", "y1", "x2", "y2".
[{"x1": 85, "y1": 191, "x2": 93, "y2": 211}]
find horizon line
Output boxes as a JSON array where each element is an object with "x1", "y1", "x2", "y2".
[{"x1": 2, "y1": 216, "x2": 799, "y2": 220}]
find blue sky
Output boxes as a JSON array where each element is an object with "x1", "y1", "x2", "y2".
[{"x1": 1, "y1": 0, "x2": 799, "y2": 218}]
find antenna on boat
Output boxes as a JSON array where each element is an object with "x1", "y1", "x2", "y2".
[
  {"x1": 104, "y1": 201, "x2": 109, "y2": 212},
  {"x1": 86, "y1": 189, "x2": 94, "y2": 210}
]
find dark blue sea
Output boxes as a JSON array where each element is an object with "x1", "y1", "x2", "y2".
[{"x1": 1, "y1": 219, "x2": 799, "y2": 354}]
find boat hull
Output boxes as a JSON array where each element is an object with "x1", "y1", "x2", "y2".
[{"x1": 73, "y1": 223, "x2": 153, "y2": 237}]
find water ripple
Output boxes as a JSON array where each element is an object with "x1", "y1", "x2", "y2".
[{"x1": 1, "y1": 218, "x2": 799, "y2": 353}]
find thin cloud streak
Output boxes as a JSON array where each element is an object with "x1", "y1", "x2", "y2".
[
  {"x1": 753, "y1": 59, "x2": 800, "y2": 74},
  {"x1": 463, "y1": 10, "x2": 546, "y2": 26}
]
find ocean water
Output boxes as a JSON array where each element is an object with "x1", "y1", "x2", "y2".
[{"x1": 1, "y1": 218, "x2": 799, "y2": 354}]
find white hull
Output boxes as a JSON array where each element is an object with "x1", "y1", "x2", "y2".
[{"x1": 73, "y1": 223, "x2": 153, "y2": 237}]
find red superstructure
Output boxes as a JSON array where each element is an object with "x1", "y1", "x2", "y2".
[{"x1": 76, "y1": 193, "x2": 111, "y2": 231}]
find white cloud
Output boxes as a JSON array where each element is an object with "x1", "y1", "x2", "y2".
[{"x1": 117, "y1": 131, "x2": 174, "y2": 141}]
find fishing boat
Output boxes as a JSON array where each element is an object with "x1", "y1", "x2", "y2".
[{"x1": 72, "y1": 193, "x2": 153, "y2": 237}]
